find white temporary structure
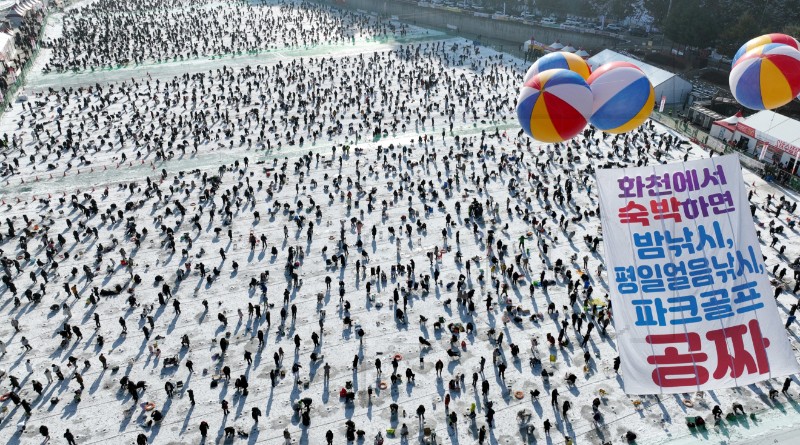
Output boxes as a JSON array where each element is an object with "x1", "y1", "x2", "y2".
[
  {"x1": 731, "y1": 110, "x2": 800, "y2": 166},
  {"x1": 0, "y1": 31, "x2": 16, "y2": 61},
  {"x1": 709, "y1": 111, "x2": 741, "y2": 143},
  {"x1": 520, "y1": 38, "x2": 547, "y2": 52}
]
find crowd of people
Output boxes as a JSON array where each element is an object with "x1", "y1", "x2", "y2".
[
  {"x1": 44, "y1": 0, "x2": 407, "y2": 72},
  {"x1": 1, "y1": 2, "x2": 799, "y2": 445},
  {"x1": 0, "y1": 9, "x2": 46, "y2": 100},
  {"x1": 3, "y1": 38, "x2": 508, "y2": 183}
]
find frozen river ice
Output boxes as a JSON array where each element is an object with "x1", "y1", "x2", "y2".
[{"x1": 0, "y1": 2, "x2": 799, "y2": 445}]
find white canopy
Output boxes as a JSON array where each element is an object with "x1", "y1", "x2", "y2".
[
  {"x1": 720, "y1": 111, "x2": 743, "y2": 124},
  {"x1": 522, "y1": 39, "x2": 547, "y2": 50},
  {"x1": 0, "y1": 31, "x2": 14, "y2": 60}
]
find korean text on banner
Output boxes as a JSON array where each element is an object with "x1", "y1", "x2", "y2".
[{"x1": 596, "y1": 154, "x2": 799, "y2": 395}]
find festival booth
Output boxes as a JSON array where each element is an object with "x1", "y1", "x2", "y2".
[
  {"x1": 709, "y1": 111, "x2": 742, "y2": 143},
  {"x1": 731, "y1": 110, "x2": 800, "y2": 170},
  {"x1": 520, "y1": 38, "x2": 547, "y2": 53},
  {"x1": 574, "y1": 48, "x2": 590, "y2": 60},
  {"x1": 5, "y1": 0, "x2": 41, "y2": 28},
  {"x1": 687, "y1": 104, "x2": 724, "y2": 130},
  {"x1": 0, "y1": 31, "x2": 17, "y2": 61},
  {"x1": 546, "y1": 40, "x2": 564, "y2": 52}
]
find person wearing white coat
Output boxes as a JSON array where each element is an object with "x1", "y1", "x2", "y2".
[{"x1": 25, "y1": 359, "x2": 34, "y2": 374}]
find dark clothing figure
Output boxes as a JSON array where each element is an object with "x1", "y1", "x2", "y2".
[{"x1": 64, "y1": 430, "x2": 77, "y2": 445}]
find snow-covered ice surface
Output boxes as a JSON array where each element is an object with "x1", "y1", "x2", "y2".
[
  {"x1": 42, "y1": 0, "x2": 415, "y2": 73},
  {"x1": 0, "y1": 2, "x2": 800, "y2": 445}
]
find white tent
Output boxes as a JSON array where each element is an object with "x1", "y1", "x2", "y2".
[
  {"x1": 719, "y1": 111, "x2": 742, "y2": 125},
  {"x1": 587, "y1": 49, "x2": 693, "y2": 106},
  {"x1": 574, "y1": 48, "x2": 590, "y2": 59},
  {"x1": 521, "y1": 38, "x2": 547, "y2": 52},
  {"x1": 19, "y1": 0, "x2": 42, "y2": 11},
  {"x1": 733, "y1": 110, "x2": 800, "y2": 163},
  {"x1": 548, "y1": 40, "x2": 564, "y2": 51},
  {"x1": 561, "y1": 44, "x2": 576, "y2": 53},
  {"x1": 0, "y1": 31, "x2": 15, "y2": 61},
  {"x1": 710, "y1": 111, "x2": 741, "y2": 143}
]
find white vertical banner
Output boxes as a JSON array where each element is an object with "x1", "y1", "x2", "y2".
[
  {"x1": 793, "y1": 149, "x2": 800, "y2": 175},
  {"x1": 758, "y1": 142, "x2": 769, "y2": 160},
  {"x1": 597, "y1": 155, "x2": 799, "y2": 394},
  {"x1": 659, "y1": 95, "x2": 666, "y2": 112}
]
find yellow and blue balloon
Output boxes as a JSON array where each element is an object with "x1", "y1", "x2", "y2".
[
  {"x1": 732, "y1": 33, "x2": 799, "y2": 67},
  {"x1": 729, "y1": 42, "x2": 800, "y2": 110},
  {"x1": 587, "y1": 62, "x2": 654, "y2": 134},
  {"x1": 516, "y1": 69, "x2": 593, "y2": 143},
  {"x1": 523, "y1": 51, "x2": 592, "y2": 83}
]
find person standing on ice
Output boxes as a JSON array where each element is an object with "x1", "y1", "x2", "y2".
[
  {"x1": 323, "y1": 362, "x2": 331, "y2": 382},
  {"x1": 63, "y1": 429, "x2": 77, "y2": 445},
  {"x1": 221, "y1": 400, "x2": 229, "y2": 416}
]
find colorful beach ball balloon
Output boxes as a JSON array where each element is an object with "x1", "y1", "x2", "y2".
[
  {"x1": 523, "y1": 51, "x2": 591, "y2": 83},
  {"x1": 516, "y1": 68, "x2": 593, "y2": 143},
  {"x1": 587, "y1": 61, "x2": 654, "y2": 134},
  {"x1": 732, "y1": 33, "x2": 799, "y2": 67},
  {"x1": 729, "y1": 44, "x2": 800, "y2": 110}
]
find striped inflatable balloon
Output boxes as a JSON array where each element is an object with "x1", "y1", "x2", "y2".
[
  {"x1": 729, "y1": 44, "x2": 800, "y2": 110},
  {"x1": 587, "y1": 62, "x2": 655, "y2": 134},
  {"x1": 735, "y1": 42, "x2": 800, "y2": 60},
  {"x1": 523, "y1": 51, "x2": 592, "y2": 83},
  {"x1": 517, "y1": 69, "x2": 593, "y2": 143},
  {"x1": 732, "y1": 33, "x2": 800, "y2": 67}
]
